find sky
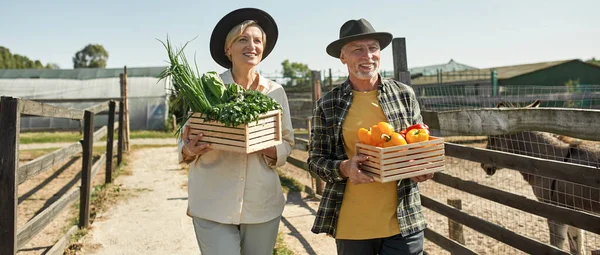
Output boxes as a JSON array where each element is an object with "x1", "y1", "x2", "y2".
[{"x1": 2, "y1": 0, "x2": 599, "y2": 76}]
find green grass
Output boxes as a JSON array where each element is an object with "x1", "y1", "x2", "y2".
[
  {"x1": 129, "y1": 130, "x2": 175, "y2": 139},
  {"x1": 277, "y1": 168, "x2": 306, "y2": 194},
  {"x1": 20, "y1": 131, "x2": 81, "y2": 144},
  {"x1": 19, "y1": 130, "x2": 175, "y2": 144},
  {"x1": 273, "y1": 232, "x2": 296, "y2": 255}
]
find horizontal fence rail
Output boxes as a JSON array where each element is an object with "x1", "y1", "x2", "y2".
[
  {"x1": 432, "y1": 172, "x2": 600, "y2": 234},
  {"x1": 421, "y1": 195, "x2": 569, "y2": 255},
  {"x1": 423, "y1": 108, "x2": 600, "y2": 141},
  {"x1": 19, "y1": 99, "x2": 84, "y2": 120},
  {"x1": 445, "y1": 143, "x2": 600, "y2": 188}
]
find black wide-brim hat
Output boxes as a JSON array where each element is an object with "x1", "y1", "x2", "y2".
[
  {"x1": 326, "y1": 18, "x2": 393, "y2": 58},
  {"x1": 210, "y1": 8, "x2": 278, "y2": 69}
]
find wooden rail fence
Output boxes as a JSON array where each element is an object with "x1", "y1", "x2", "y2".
[
  {"x1": 0, "y1": 97, "x2": 125, "y2": 255},
  {"x1": 287, "y1": 105, "x2": 600, "y2": 254}
]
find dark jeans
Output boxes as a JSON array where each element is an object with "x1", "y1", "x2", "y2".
[{"x1": 335, "y1": 231, "x2": 424, "y2": 255}]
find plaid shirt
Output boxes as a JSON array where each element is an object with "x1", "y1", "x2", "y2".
[{"x1": 307, "y1": 76, "x2": 427, "y2": 238}]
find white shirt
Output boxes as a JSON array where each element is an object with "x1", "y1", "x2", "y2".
[{"x1": 178, "y1": 69, "x2": 294, "y2": 224}]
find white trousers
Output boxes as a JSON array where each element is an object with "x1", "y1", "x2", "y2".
[{"x1": 192, "y1": 216, "x2": 281, "y2": 255}]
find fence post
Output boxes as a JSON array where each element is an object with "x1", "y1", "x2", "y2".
[
  {"x1": 447, "y1": 199, "x2": 465, "y2": 246},
  {"x1": 392, "y1": 38, "x2": 411, "y2": 85},
  {"x1": 120, "y1": 67, "x2": 130, "y2": 152},
  {"x1": 311, "y1": 70, "x2": 325, "y2": 195},
  {"x1": 328, "y1": 68, "x2": 333, "y2": 91},
  {"x1": 0, "y1": 97, "x2": 20, "y2": 255},
  {"x1": 105, "y1": 101, "x2": 116, "y2": 183},
  {"x1": 117, "y1": 101, "x2": 124, "y2": 165},
  {"x1": 491, "y1": 69, "x2": 498, "y2": 97},
  {"x1": 79, "y1": 110, "x2": 94, "y2": 228},
  {"x1": 306, "y1": 117, "x2": 317, "y2": 195}
]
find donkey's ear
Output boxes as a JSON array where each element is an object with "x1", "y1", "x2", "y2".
[{"x1": 527, "y1": 100, "x2": 541, "y2": 108}]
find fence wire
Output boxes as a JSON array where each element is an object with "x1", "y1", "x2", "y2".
[{"x1": 419, "y1": 84, "x2": 600, "y2": 254}]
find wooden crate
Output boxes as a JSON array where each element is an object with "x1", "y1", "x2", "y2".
[
  {"x1": 187, "y1": 110, "x2": 282, "y2": 154},
  {"x1": 355, "y1": 136, "x2": 445, "y2": 183}
]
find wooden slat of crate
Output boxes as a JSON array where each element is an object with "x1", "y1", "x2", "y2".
[
  {"x1": 380, "y1": 144, "x2": 444, "y2": 160},
  {"x1": 363, "y1": 166, "x2": 443, "y2": 183},
  {"x1": 188, "y1": 123, "x2": 246, "y2": 135},
  {"x1": 191, "y1": 135, "x2": 246, "y2": 147},
  {"x1": 248, "y1": 129, "x2": 275, "y2": 138},
  {"x1": 189, "y1": 129, "x2": 246, "y2": 140},
  {"x1": 382, "y1": 159, "x2": 445, "y2": 176},
  {"x1": 249, "y1": 133, "x2": 276, "y2": 144},
  {"x1": 362, "y1": 151, "x2": 444, "y2": 171},
  {"x1": 248, "y1": 122, "x2": 276, "y2": 133},
  {"x1": 247, "y1": 139, "x2": 279, "y2": 152},
  {"x1": 248, "y1": 115, "x2": 278, "y2": 127},
  {"x1": 380, "y1": 151, "x2": 445, "y2": 171}
]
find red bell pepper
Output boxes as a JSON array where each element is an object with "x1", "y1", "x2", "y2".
[{"x1": 405, "y1": 123, "x2": 429, "y2": 133}]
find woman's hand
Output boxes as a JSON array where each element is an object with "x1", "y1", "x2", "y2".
[
  {"x1": 259, "y1": 146, "x2": 277, "y2": 159},
  {"x1": 182, "y1": 125, "x2": 211, "y2": 157}
]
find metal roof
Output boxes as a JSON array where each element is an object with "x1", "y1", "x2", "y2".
[
  {"x1": 0, "y1": 66, "x2": 168, "y2": 80},
  {"x1": 409, "y1": 59, "x2": 477, "y2": 76},
  {"x1": 410, "y1": 59, "x2": 594, "y2": 85}
]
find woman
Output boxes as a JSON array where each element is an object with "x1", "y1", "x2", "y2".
[{"x1": 177, "y1": 8, "x2": 294, "y2": 255}]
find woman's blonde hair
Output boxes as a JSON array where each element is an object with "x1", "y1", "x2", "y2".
[{"x1": 224, "y1": 20, "x2": 267, "y2": 60}]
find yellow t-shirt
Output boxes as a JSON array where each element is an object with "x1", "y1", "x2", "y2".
[{"x1": 336, "y1": 89, "x2": 400, "y2": 239}]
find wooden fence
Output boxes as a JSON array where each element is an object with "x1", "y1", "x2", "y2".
[
  {"x1": 0, "y1": 96, "x2": 125, "y2": 255},
  {"x1": 287, "y1": 107, "x2": 600, "y2": 254}
]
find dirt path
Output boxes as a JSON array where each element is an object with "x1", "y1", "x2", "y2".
[
  {"x1": 79, "y1": 147, "x2": 199, "y2": 254},
  {"x1": 77, "y1": 146, "x2": 335, "y2": 255}
]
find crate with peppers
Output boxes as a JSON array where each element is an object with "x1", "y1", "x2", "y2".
[{"x1": 355, "y1": 122, "x2": 445, "y2": 183}]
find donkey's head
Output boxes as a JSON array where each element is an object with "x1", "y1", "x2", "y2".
[{"x1": 480, "y1": 100, "x2": 541, "y2": 176}]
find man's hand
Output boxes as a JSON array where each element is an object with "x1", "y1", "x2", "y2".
[
  {"x1": 340, "y1": 155, "x2": 374, "y2": 184},
  {"x1": 410, "y1": 173, "x2": 434, "y2": 183},
  {"x1": 182, "y1": 125, "x2": 211, "y2": 157}
]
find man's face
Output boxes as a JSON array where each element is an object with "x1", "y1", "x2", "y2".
[{"x1": 340, "y1": 39, "x2": 380, "y2": 80}]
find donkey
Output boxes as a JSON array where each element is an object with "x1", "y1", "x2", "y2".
[{"x1": 480, "y1": 100, "x2": 600, "y2": 254}]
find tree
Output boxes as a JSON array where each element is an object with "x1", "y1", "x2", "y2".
[
  {"x1": 73, "y1": 44, "x2": 109, "y2": 68},
  {"x1": 587, "y1": 57, "x2": 600, "y2": 67},
  {"x1": 45, "y1": 63, "x2": 60, "y2": 69},
  {"x1": 0, "y1": 46, "x2": 46, "y2": 69},
  {"x1": 281, "y1": 59, "x2": 311, "y2": 86}
]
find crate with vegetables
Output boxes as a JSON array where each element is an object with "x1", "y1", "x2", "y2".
[
  {"x1": 158, "y1": 38, "x2": 283, "y2": 154},
  {"x1": 355, "y1": 122, "x2": 445, "y2": 183}
]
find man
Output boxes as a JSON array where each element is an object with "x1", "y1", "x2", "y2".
[{"x1": 307, "y1": 18, "x2": 433, "y2": 255}]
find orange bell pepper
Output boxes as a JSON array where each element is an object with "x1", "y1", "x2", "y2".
[
  {"x1": 357, "y1": 127, "x2": 372, "y2": 145},
  {"x1": 405, "y1": 128, "x2": 430, "y2": 144},
  {"x1": 370, "y1": 125, "x2": 390, "y2": 145},
  {"x1": 377, "y1": 122, "x2": 395, "y2": 136},
  {"x1": 383, "y1": 132, "x2": 407, "y2": 147}
]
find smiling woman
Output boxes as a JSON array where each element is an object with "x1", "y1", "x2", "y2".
[{"x1": 171, "y1": 7, "x2": 296, "y2": 255}]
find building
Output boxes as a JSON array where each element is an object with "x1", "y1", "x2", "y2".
[
  {"x1": 0, "y1": 66, "x2": 170, "y2": 131},
  {"x1": 409, "y1": 59, "x2": 600, "y2": 110}
]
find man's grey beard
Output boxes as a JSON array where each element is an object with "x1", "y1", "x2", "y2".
[{"x1": 353, "y1": 68, "x2": 378, "y2": 80}]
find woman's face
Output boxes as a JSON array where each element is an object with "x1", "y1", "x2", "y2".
[{"x1": 226, "y1": 25, "x2": 264, "y2": 68}]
